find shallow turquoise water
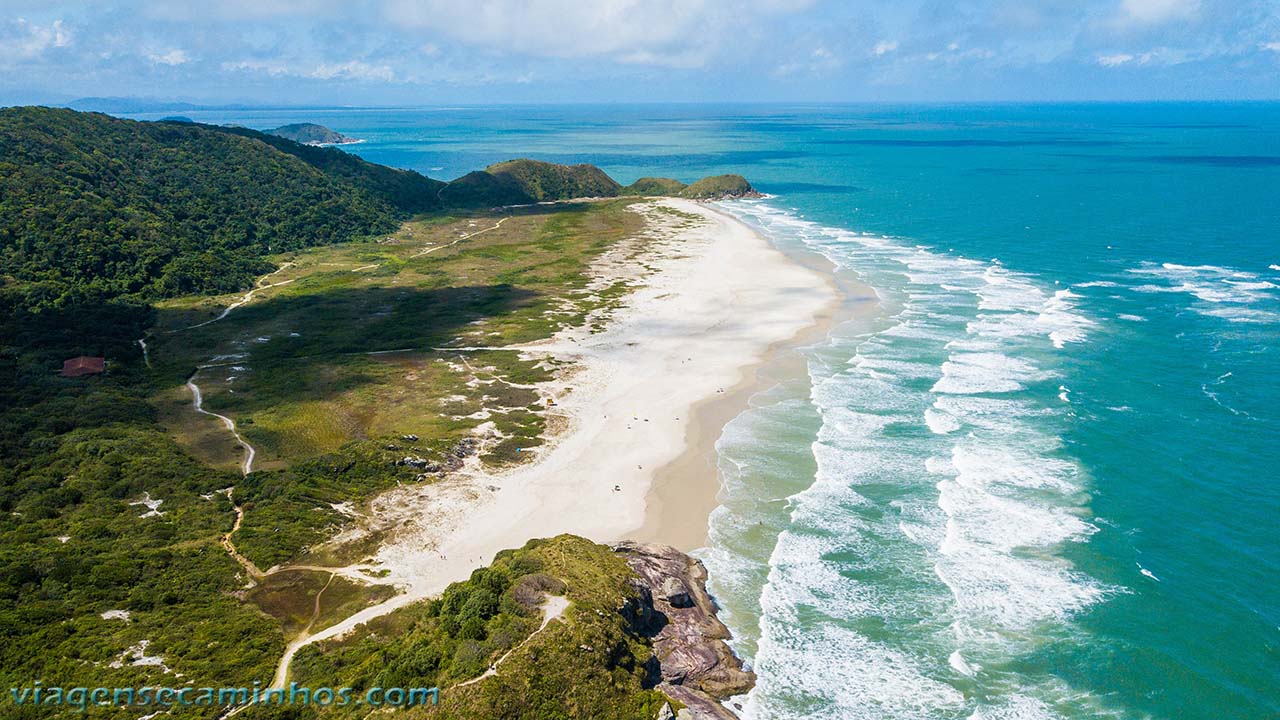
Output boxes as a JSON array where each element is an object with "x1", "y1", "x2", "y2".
[{"x1": 129, "y1": 104, "x2": 1280, "y2": 719}]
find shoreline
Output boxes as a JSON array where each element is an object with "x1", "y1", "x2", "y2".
[
  {"x1": 407, "y1": 197, "x2": 839, "y2": 576},
  {"x1": 627, "y1": 210, "x2": 879, "y2": 550},
  {"x1": 276, "y1": 198, "x2": 840, "y2": 678}
]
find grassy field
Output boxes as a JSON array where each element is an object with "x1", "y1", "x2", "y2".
[{"x1": 140, "y1": 199, "x2": 649, "y2": 571}]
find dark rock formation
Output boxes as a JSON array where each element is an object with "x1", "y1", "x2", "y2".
[{"x1": 613, "y1": 541, "x2": 756, "y2": 720}]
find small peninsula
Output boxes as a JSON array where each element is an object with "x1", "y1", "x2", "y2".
[{"x1": 266, "y1": 122, "x2": 363, "y2": 146}]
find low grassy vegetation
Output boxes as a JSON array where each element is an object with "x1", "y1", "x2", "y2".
[
  {"x1": 262, "y1": 535, "x2": 670, "y2": 720},
  {"x1": 1, "y1": 107, "x2": 736, "y2": 718},
  {"x1": 0, "y1": 196, "x2": 659, "y2": 717},
  {"x1": 145, "y1": 199, "x2": 647, "y2": 570},
  {"x1": 0, "y1": 369, "x2": 283, "y2": 719}
]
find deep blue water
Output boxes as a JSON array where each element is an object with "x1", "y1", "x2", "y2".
[{"x1": 127, "y1": 103, "x2": 1280, "y2": 719}]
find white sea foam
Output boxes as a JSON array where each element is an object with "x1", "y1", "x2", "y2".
[
  {"x1": 948, "y1": 649, "x2": 978, "y2": 676},
  {"x1": 925, "y1": 408, "x2": 961, "y2": 434},
  {"x1": 1128, "y1": 261, "x2": 1280, "y2": 323},
  {"x1": 717, "y1": 200, "x2": 1107, "y2": 720},
  {"x1": 932, "y1": 352, "x2": 1050, "y2": 395}
]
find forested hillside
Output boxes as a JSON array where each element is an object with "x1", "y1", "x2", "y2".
[{"x1": 0, "y1": 107, "x2": 441, "y2": 308}]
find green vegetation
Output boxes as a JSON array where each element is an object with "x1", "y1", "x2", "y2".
[
  {"x1": 679, "y1": 174, "x2": 757, "y2": 199},
  {"x1": 0, "y1": 107, "x2": 443, "y2": 307},
  {"x1": 272, "y1": 535, "x2": 669, "y2": 720},
  {"x1": 0, "y1": 107, "x2": 742, "y2": 718},
  {"x1": 623, "y1": 177, "x2": 688, "y2": 196},
  {"x1": 266, "y1": 123, "x2": 356, "y2": 146},
  {"x1": 437, "y1": 170, "x2": 531, "y2": 208},
  {"x1": 0, "y1": 368, "x2": 283, "y2": 719},
  {"x1": 486, "y1": 159, "x2": 622, "y2": 201},
  {"x1": 624, "y1": 174, "x2": 759, "y2": 199},
  {"x1": 150, "y1": 200, "x2": 647, "y2": 568}
]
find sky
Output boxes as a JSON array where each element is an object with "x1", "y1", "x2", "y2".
[{"x1": 1, "y1": 0, "x2": 1278, "y2": 106}]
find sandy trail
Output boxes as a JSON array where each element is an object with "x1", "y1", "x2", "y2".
[
  {"x1": 412, "y1": 216, "x2": 508, "y2": 257},
  {"x1": 187, "y1": 376, "x2": 256, "y2": 475}
]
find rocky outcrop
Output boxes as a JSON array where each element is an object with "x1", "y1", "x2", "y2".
[{"x1": 612, "y1": 541, "x2": 756, "y2": 720}]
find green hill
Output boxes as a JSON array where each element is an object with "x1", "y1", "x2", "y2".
[
  {"x1": 485, "y1": 158, "x2": 622, "y2": 201},
  {"x1": 0, "y1": 107, "x2": 757, "y2": 314},
  {"x1": 0, "y1": 107, "x2": 442, "y2": 307},
  {"x1": 265, "y1": 122, "x2": 356, "y2": 145},
  {"x1": 441, "y1": 162, "x2": 758, "y2": 207},
  {"x1": 680, "y1": 174, "x2": 758, "y2": 199},
  {"x1": 623, "y1": 177, "x2": 688, "y2": 196},
  {"x1": 219, "y1": 125, "x2": 444, "y2": 215},
  {"x1": 437, "y1": 170, "x2": 533, "y2": 208}
]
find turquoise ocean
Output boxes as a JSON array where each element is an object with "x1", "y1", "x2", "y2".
[{"x1": 125, "y1": 104, "x2": 1280, "y2": 719}]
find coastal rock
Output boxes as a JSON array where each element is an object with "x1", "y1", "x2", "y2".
[
  {"x1": 612, "y1": 541, "x2": 756, "y2": 720},
  {"x1": 660, "y1": 576, "x2": 694, "y2": 608}
]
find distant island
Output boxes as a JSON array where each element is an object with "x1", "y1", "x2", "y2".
[{"x1": 266, "y1": 122, "x2": 362, "y2": 146}]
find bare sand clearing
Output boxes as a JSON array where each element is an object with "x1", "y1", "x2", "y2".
[{"x1": 273, "y1": 198, "x2": 837, "y2": 683}]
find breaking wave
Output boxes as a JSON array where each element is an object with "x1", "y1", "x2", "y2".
[{"x1": 702, "y1": 200, "x2": 1114, "y2": 720}]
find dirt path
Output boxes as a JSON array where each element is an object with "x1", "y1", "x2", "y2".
[
  {"x1": 455, "y1": 595, "x2": 570, "y2": 688},
  {"x1": 186, "y1": 263, "x2": 295, "y2": 330},
  {"x1": 411, "y1": 217, "x2": 508, "y2": 258},
  {"x1": 187, "y1": 375, "x2": 256, "y2": 475},
  {"x1": 217, "y1": 490, "x2": 265, "y2": 580}
]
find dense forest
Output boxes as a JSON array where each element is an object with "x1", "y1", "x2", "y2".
[{"x1": 0, "y1": 107, "x2": 443, "y2": 309}]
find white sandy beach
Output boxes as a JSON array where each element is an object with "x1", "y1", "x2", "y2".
[{"x1": 274, "y1": 198, "x2": 836, "y2": 683}]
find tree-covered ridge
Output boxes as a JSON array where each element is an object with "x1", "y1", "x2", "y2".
[
  {"x1": 620, "y1": 174, "x2": 759, "y2": 199},
  {"x1": 265, "y1": 123, "x2": 355, "y2": 146},
  {"x1": 0, "y1": 107, "x2": 756, "y2": 314},
  {"x1": 485, "y1": 159, "x2": 623, "y2": 201},
  {"x1": 0, "y1": 107, "x2": 439, "y2": 307}
]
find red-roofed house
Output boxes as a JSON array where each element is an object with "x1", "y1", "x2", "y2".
[{"x1": 60, "y1": 356, "x2": 105, "y2": 377}]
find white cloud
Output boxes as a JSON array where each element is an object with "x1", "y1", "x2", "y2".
[
  {"x1": 1261, "y1": 42, "x2": 1280, "y2": 52},
  {"x1": 222, "y1": 59, "x2": 291, "y2": 76},
  {"x1": 774, "y1": 45, "x2": 842, "y2": 77},
  {"x1": 310, "y1": 61, "x2": 395, "y2": 82},
  {"x1": 1119, "y1": 0, "x2": 1200, "y2": 24},
  {"x1": 222, "y1": 58, "x2": 396, "y2": 82},
  {"x1": 1097, "y1": 50, "x2": 1175, "y2": 66},
  {"x1": 872, "y1": 40, "x2": 898, "y2": 56},
  {"x1": 148, "y1": 49, "x2": 189, "y2": 66},
  {"x1": 0, "y1": 17, "x2": 71, "y2": 64},
  {"x1": 1098, "y1": 52, "x2": 1136, "y2": 66},
  {"x1": 382, "y1": 0, "x2": 814, "y2": 68}
]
